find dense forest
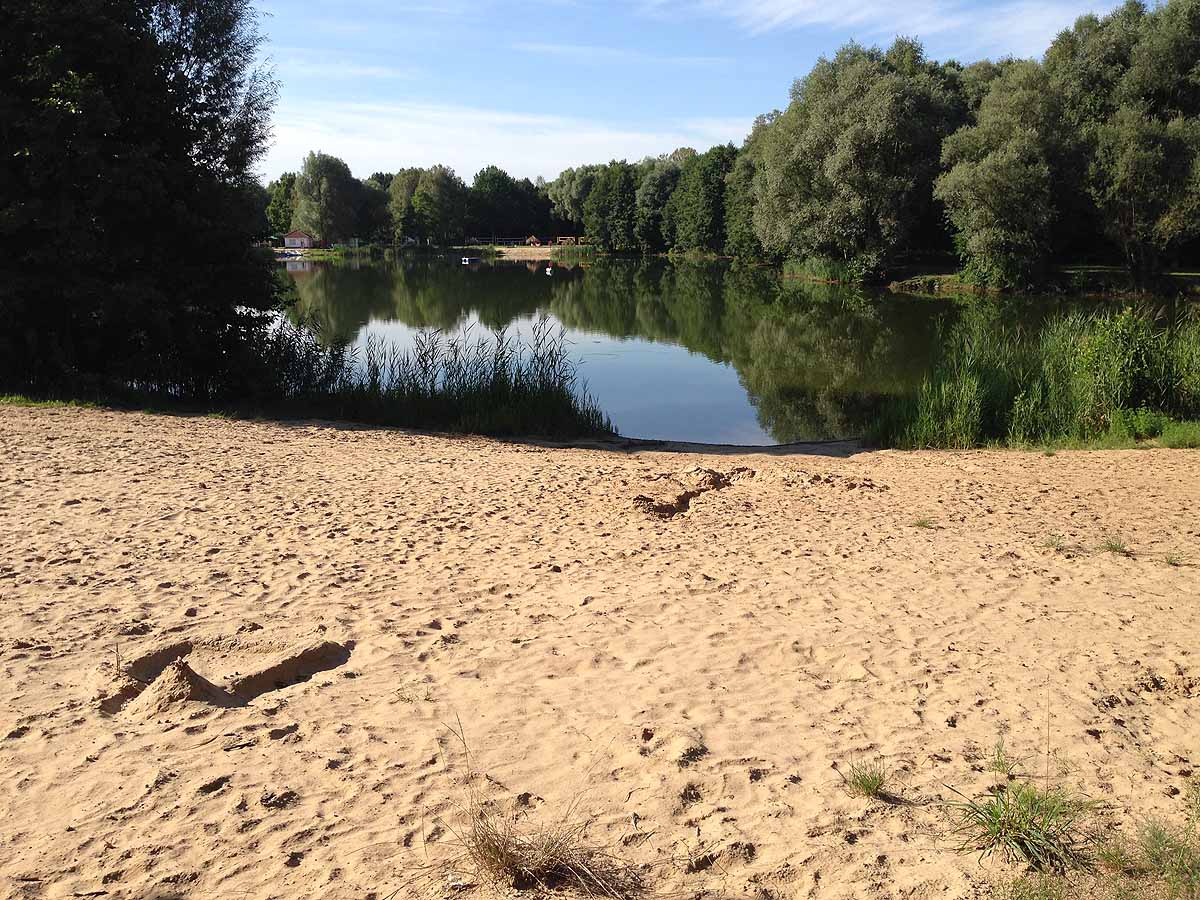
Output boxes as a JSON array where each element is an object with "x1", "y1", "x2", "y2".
[{"x1": 271, "y1": 0, "x2": 1200, "y2": 289}]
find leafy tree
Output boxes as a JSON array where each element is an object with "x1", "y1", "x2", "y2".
[
  {"x1": 265, "y1": 172, "x2": 297, "y2": 235},
  {"x1": 1046, "y1": 0, "x2": 1200, "y2": 280},
  {"x1": 584, "y1": 161, "x2": 638, "y2": 252},
  {"x1": 292, "y1": 151, "x2": 357, "y2": 242},
  {"x1": 368, "y1": 171, "x2": 395, "y2": 192},
  {"x1": 412, "y1": 165, "x2": 467, "y2": 245},
  {"x1": 354, "y1": 178, "x2": 392, "y2": 243},
  {"x1": 1, "y1": 0, "x2": 278, "y2": 395},
  {"x1": 547, "y1": 165, "x2": 600, "y2": 229},
  {"x1": 754, "y1": 38, "x2": 967, "y2": 279},
  {"x1": 724, "y1": 115, "x2": 776, "y2": 261},
  {"x1": 388, "y1": 168, "x2": 424, "y2": 242},
  {"x1": 668, "y1": 144, "x2": 737, "y2": 253},
  {"x1": 635, "y1": 157, "x2": 683, "y2": 253},
  {"x1": 936, "y1": 62, "x2": 1070, "y2": 288}
]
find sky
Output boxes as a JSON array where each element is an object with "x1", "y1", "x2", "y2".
[{"x1": 257, "y1": 0, "x2": 1120, "y2": 184}]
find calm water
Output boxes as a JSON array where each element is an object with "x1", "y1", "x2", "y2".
[{"x1": 280, "y1": 256, "x2": 1030, "y2": 444}]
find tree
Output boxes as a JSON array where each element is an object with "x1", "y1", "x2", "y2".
[
  {"x1": 634, "y1": 157, "x2": 683, "y2": 253},
  {"x1": 388, "y1": 168, "x2": 424, "y2": 243},
  {"x1": 936, "y1": 62, "x2": 1069, "y2": 288},
  {"x1": 1045, "y1": 0, "x2": 1200, "y2": 280},
  {"x1": 291, "y1": 151, "x2": 357, "y2": 243},
  {"x1": 668, "y1": 144, "x2": 737, "y2": 253},
  {"x1": 547, "y1": 165, "x2": 600, "y2": 229},
  {"x1": 470, "y1": 165, "x2": 523, "y2": 239},
  {"x1": 725, "y1": 115, "x2": 776, "y2": 261},
  {"x1": 1, "y1": 0, "x2": 278, "y2": 395},
  {"x1": 584, "y1": 161, "x2": 638, "y2": 252},
  {"x1": 265, "y1": 172, "x2": 297, "y2": 235},
  {"x1": 412, "y1": 165, "x2": 467, "y2": 245},
  {"x1": 754, "y1": 38, "x2": 967, "y2": 279}
]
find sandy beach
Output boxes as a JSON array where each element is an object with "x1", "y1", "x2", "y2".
[{"x1": 1, "y1": 405, "x2": 1197, "y2": 900}]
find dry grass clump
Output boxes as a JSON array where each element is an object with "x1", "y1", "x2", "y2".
[
  {"x1": 456, "y1": 801, "x2": 645, "y2": 897},
  {"x1": 424, "y1": 721, "x2": 645, "y2": 898}
]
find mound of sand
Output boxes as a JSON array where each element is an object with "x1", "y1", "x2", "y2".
[{"x1": 122, "y1": 659, "x2": 237, "y2": 719}]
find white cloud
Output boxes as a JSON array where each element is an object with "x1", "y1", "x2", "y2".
[
  {"x1": 262, "y1": 100, "x2": 753, "y2": 182},
  {"x1": 640, "y1": 0, "x2": 1120, "y2": 58}
]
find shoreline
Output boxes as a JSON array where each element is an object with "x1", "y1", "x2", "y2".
[{"x1": 1, "y1": 404, "x2": 1197, "y2": 899}]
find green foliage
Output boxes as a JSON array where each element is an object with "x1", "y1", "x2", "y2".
[
  {"x1": 1, "y1": 0, "x2": 279, "y2": 397},
  {"x1": 936, "y1": 62, "x2": 1067, "y2": 289},
  {"x1": 1161, "y1": 420, "x2": 1200, "y2": 447},
  {"x1": 412, "y1": 165, "x2": 468, "y2": 246},
  {"x1": 843, "y1": 759, "x2": 892, "y2": 799},
  {"x1": 292, "y1": 151, "x2": 358, "y2": 243},
  {"x1": 754, "y1": 38, "x2": 967, "y2": 280},
  {"x1": 876, "y1": 305, "x2": 1200, "y2": 449},
  {"x1": 260, "y1": 320, "x2": 611, "y2": 437},
  {"x1": 584, "y1": 161, "x2": 638, "y2": 252},
  {"x1": 266, "y1": 172, "x2": 297, "y2": 235},
  {"x1": 634, "y1": 157, "x2": 683, "y2": 253},
  {"x1": 949, "y1": 781, "x2": 1097, "y2": 873},
  {"x1": 668, "y1": 144, "x2": 737, "y2": 254}
]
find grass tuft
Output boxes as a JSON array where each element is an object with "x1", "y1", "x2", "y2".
[
  {"x1": 843, "y1": 758, "x2": 893, "y2": 800},
  {"x1": 1099, "y1": 536, "x2": 1131, "y2": 556},
  {"x1": 426, "y1": 721, "x2": 644, "y2": 899},
  {"x1": 1043, "y1": 535, "x2": 1067, "y2": 553},
  {"x1": 948, "y1": 780, "x2": 1097, "y2": 873},
  {"x1": 914, "y1": 517, "x2": 938, "y2": 530}
]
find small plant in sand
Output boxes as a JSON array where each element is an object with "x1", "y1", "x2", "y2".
[
  {"x1": 425, "y1": 722, "x2": 644, "y2": 898},
  {"x1": 1099, "y1": 536, "x2": 1131, "y2": 556},
  {"x1": 1166, "y1": 553, "x2": 1185, "y2": 568},
  {"x1": 1043, "y1": 535, "x2": 1067, "y2": 553},
  {"x1": 988, "y1": 739, "x2": 1020, "y2": 779},
  {"x1": 948, "y1": 780, "x2": 1097, "y2": 872},
  {"x1": 842, "y1": 758, "x2": 893, "y2": 800},
  {"x1": 913, "y1": 517, "x2": 937, "y2": 530}
]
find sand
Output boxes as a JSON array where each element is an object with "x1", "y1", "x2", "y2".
[{"x1": 0, "y1": 405, "x2": 1197, "y2": 900}]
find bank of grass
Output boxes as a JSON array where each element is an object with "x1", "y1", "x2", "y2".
[
  {"x1": 3, "y1": 321, "x2": 614, "y2": 440},
  {"x1": 871, "y1": 308, "x2": 1200, "y2": 449}
]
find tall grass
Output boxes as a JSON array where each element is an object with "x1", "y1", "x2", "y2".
[
  {"x1": 872, "y1": 307, "x2": 1200, "y2": 448},
  {"x1": 258, "y1": 318, "x2": 613, "y2": 437}
]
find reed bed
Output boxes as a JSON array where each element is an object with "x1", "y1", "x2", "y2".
[
  {"x1": 871, "y1": 307, "x2": 1200, "y2": 449},
  {"x1": 257, "y1": 317, "x2": 613, "y2": 437}
]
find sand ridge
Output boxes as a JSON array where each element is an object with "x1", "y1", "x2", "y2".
[{"x1": 0, "y1": 406, "x2": 1197, "y2": 899}]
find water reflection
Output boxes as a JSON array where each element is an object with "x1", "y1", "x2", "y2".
[{"x1": 282, "y1": 256, "x2": 956, "y2": 444}]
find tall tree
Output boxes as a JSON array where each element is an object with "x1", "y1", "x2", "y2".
[
  {"x1": 635, "y1": 156, "x2": 684, "y2": 253},
  {"x1": 584, "y1": 162, "x2": 638, "y2": 252},
  {"x1": 668, "y1": 144, "x2": 737, "y2": 253},
  {"x1": 724, "y1": 115, "x2": 777, "y2": 261},
  {"x1": 412, "y1": 165, "x2": 467, "y2": 245},
  {"x1": 754, "y1": 38, "x2": 967, "y2": 279},
  {"x1": 936, "y1": 62, "x2": 1071, "y2": 288},
  {"x1": 265, "y1": 172, "x2": 297, "y2": 235},
  {"x1": 291, "y1": 151, "x2": 357, "y2": 243},
  {"x1": 1, "y1": 0, "x2": 278, "y2": 394}
]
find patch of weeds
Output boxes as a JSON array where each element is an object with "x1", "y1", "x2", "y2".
[
  {"x1": 1099, "y1": 536, "x2": 1131, "y2": 556},
  {"x1": 948, "y1": 780, "x2": 1097, "y2": 872},
  {"x1": 842, "y1": 758, "x2": 892, "y2": 800},
  {"x1": 1161, "y1": 421, "x2": 1200, "y2": 449},
  {"x1": 991, "y1": 874, "x2": 1066, "y2": 900},
  {"x1": 1166, "y1": 553, "x2": 1185, "y2": 568},
  {"x1": 913, "y1": 517, "x2": 937, "y2": 530},
  {"x1": 988, "y1": 739, "x2": 1020, "y2": 779},
  {"x1": 1043, "y1": 535, "x2": 1068, "y2": 553}
]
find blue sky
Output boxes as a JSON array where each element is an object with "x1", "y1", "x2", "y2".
[{"x1": 258, "y1": 0, "x2": 1118, "y2": 184}]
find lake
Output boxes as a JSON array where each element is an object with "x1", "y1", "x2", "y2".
[{"x1": 280, "y1": 255, "x2": 1112, "y2": 445}]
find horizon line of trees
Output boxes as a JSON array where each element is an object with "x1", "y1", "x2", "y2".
[{"x1": 266, "y1": 0, "x2": 1200, "y2": 290}]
